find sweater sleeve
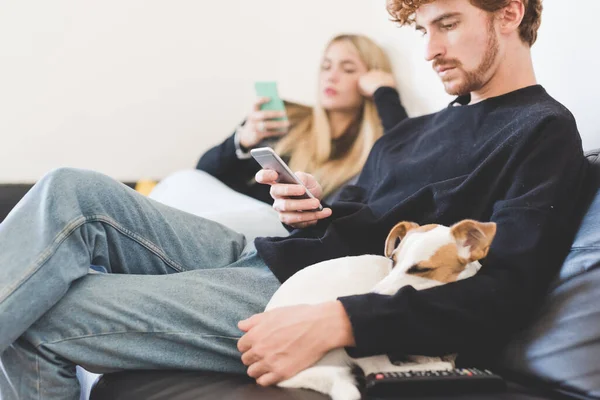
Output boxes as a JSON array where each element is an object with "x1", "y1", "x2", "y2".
[
  {"x1": 372, "y1": 87, "x2": 409, "y2": 132},
  {"x1": 338, "y1": 117, "x2": 588, "y2": 358},
  {"x1": 195, "y1": 131, "x2": 273, "y2": 204}
]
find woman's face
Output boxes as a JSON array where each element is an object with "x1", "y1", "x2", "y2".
[{"x1": 319, "y1": 40, "x2": 369, "y2": 112}]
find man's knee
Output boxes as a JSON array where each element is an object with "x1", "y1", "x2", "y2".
[
  {"x1": 41, "y1": 167, "x2": 95, "y2": 185},
  {"x1": 38, "y1": 167, "x2": 111, "y2": 200}
]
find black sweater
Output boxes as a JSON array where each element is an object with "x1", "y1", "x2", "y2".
[
  {"x1": 254, "y1": 85, "x2": 589, "y2": 360},
  {"x1": 195, "y1": 87, "x2": 407, "y2": 204}
]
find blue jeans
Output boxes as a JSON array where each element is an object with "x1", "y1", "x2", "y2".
[{"x1": 0, "y1": 168, "x2": 281, "y2": 399}]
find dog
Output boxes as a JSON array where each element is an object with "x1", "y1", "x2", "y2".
[{"x1": 265, "y1": 219, "x2": 497, "y2": 400}]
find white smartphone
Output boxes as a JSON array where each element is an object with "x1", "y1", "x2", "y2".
[{"x1": 250, "y1": 147, "x2": 324, "y2": 211}]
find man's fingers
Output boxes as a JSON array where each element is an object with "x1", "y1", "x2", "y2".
[
  {"x1": 294, "y1": 171, "x2": 312, "y2": 186},
  {"x1": 276, "y1": 208, "x2": 332, "y2": 225},
  {"x1": 272, "y1": 198, "x2": 323, "y2": 213},
  {"x1": 246, "y1": 361, "x2": 270, "y2": 379},
  {"x1": 255, "y1": 169, "x2": 279, "y2": 185},
  {"x1": 238, "y1": 313, "x2": 263, "y2": 332},
  {"x1": 237, "y1": 333, "x2": 251, "y2": 353},
  {"x1": 256, "y1": 372, "x2": 283, "y2": 387},
  {"x1": 269, "y1": 183, "x2": 307, "y2": 198},
  {"x1": 290, "y1": 220, "x2": 318, "y2": 229},
  {"x1": 241, "y1": 348, "x2": 262, "y2": 366}
]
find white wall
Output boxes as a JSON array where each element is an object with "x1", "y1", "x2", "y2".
[{"x1": 1, "y1": 1, "x2": 598, "y2": 183}]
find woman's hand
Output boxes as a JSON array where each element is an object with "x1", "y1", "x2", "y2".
[
  {"x1": 358, "y1": 70, "x2": 397, "y2": 98},
  {"x1": 255, "y1": 170, "x2": 332, "y2": 229},
  {"x1": 239, "y1": 97, "x2": 290, "y2": 149}
]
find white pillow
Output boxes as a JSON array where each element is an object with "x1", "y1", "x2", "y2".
[{"x1": 148, "y1": 170, "x2": 289, "y2": 242}]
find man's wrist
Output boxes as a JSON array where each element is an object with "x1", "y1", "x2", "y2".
[{"x1": 324, "y1": 301, "x2": 356, "y2": 349}]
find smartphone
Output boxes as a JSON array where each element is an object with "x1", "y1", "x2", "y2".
[
  {"x1": 254, "y1": 81, "x2": 288, "y2": 148},
  {"x1": 254, "y1": 81, "x2": 287, "y2": 119},
  {"x1": 250, "y1": 147, "x2": 324, "y2": 211}
]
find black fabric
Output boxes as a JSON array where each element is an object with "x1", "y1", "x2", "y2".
[
  {"x1": 497, "y1": 150, "x2": 600, "y2": 400},
  {"x1": 0, "y1": 184, "x2": 33, "y2": 223},
  {"x1": 256, "y1": 85, "x2": 589, "y2": 363},
  {"x1": 195, "y1": 87, "x2": 407, "y2": 205},
  {"x1": 373, "y1": 86, "x2": 409, "y2": 132},
  {"x1": 90, "y1": 369, "x2": 569, "y2": 400}
]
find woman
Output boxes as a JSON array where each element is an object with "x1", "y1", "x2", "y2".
[{"x1": 195, "y1": 34, "x2": 408, "y2": 204}]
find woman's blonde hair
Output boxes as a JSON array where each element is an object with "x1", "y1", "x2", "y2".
[{"x1": 274, "y1": 34, "x2": 394, "y2": 198}]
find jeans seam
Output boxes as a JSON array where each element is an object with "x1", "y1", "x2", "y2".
[
  {"x1": 85, "y1": 214, "x2": 187, "y2": 273},
  {"x1": 38, "y1": 331, "x2": 242, "y2": 348},
  {"x1": 0, "y1": 214, "x2": 190, "y2": 304},
  {"x1": 36, "y1": 352, "x2": 40, "y2": 400},
  {"x1": 0, "y1": 216, "x2": 87, "y2": 304}
]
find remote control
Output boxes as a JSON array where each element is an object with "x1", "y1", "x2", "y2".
[{"x1": 366, "y1": 368, "x2": 506, "y2": 397}]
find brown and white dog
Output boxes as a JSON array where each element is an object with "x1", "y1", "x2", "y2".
[{"x1": 265, "y1": 219, "x2": 497, "y2": 400}]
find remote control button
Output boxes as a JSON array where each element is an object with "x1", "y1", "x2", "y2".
[{"x1": 375, "y1": 374, "x2": 384, "y2": 380}]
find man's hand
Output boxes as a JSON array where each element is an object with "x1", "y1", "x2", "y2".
[
  {"x1": 237, "y1": 301, "x2": 355, "y2": 386},
  {"x1": 358, "y1": 69, "x2": 397, "y2": 98},
  {"x1": 255, "y1": 169, "x2": 332, "y2": 229}
]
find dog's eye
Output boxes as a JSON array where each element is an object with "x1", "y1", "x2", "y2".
[{"x1": 407, "y1": 264, "x2": 434, "y2": 274}]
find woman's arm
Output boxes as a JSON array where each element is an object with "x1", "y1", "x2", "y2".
[
  {"x1": 373, "y1": 86, "x2": 409, "y2": 132},
  {"x1": 195, "y1": 97, "x2": 290, "y2": 204},
  {"x1": 196, "y1": 129, "x2": 273, "y2": 204},
  {"x1": 359, "y1": 70, "x2": 409, "y2": 132}
]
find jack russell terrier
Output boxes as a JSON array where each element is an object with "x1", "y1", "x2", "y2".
[{"x1": 264, "y1": 219, "x2": 497, "y2": 400}]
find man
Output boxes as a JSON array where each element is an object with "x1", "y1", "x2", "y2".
[{"x1": 0, "y1": 0, "x2": 588, "y2": 398}]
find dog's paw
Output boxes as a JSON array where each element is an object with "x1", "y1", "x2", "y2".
[
  {"x1": 330, "y1": 380, "x2": 361, "y2": 400},
  {"x1": 371, "y1": 281, "x2": 398, "y2": 295}
]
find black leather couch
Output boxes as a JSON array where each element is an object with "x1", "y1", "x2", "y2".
[{"x1": 90, "y1": 149, "x2": 600, "y2": 400}]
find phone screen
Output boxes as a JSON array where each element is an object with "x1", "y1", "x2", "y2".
[
  {"x1": 250, "y1": 147, "x2": 323, "y2": 211},
  {"x1": 254, "y1": 81, "x2": 287, "y2": 119}
]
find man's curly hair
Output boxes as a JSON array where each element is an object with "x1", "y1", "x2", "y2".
[{"x1": 386, "y1": 0, "x2": 543, "y2": 46}]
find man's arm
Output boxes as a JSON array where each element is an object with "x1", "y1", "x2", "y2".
[
  {"x1": 237, "y1": 301, "x2": 354, "y2": 386},
  {"x1": 338, "y1": 117, "x2": 589, "y2": 358}
]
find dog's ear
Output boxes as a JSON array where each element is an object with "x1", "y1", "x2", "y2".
[
  {"x1": 450, "y1": 220, "x2": 497, "y2": 262},
  {"x1": 384, "y1": 221, "x2": 419, "y2": 258}
]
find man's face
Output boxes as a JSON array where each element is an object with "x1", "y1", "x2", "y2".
[{"x1": 415, "y1": 0, "x2": 501, "y2": 96}]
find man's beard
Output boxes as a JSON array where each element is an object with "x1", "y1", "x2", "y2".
[{"x1": 434, "y1": 20, "x2": 499, "y2": 96}]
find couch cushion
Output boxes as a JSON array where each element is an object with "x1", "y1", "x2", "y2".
[
  {"x1": 90, "y1": 369, "x2": 558, "y2": 400},
  {"x1": 500, "y1": 149, "x2": 600, "y2": 400}
]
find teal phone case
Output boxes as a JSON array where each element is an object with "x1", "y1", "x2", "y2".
[{"x1": 254, "y1": 81, "x2": 287, "y2": 120}]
